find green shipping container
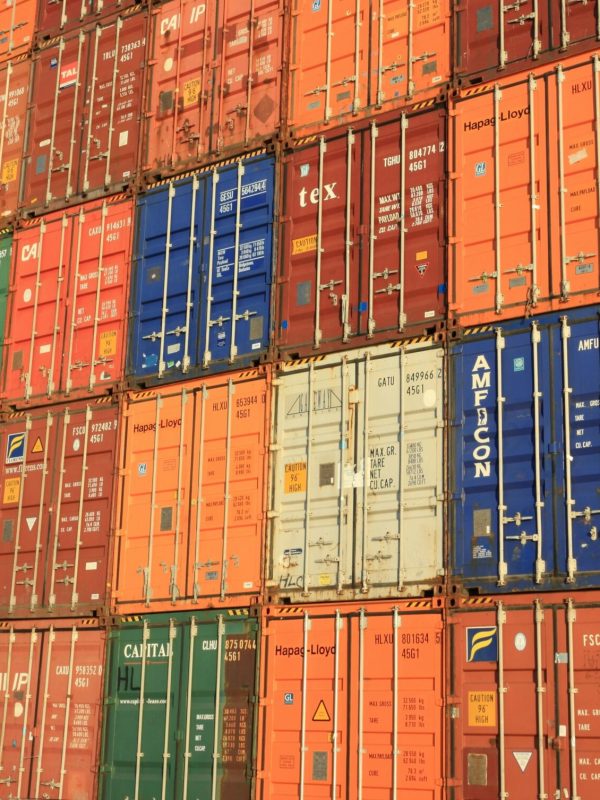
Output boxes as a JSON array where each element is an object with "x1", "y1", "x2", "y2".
[
  {"x1": 99, "y1": 611, "x2": 259, "y2": 800},
  {"x1": 0, "y1": 230, "x2": 12, "y2": 368}
]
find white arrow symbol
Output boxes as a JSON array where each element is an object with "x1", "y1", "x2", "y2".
[{"x1": 25, "y1": 517, "x2": 37, "y2": 531}]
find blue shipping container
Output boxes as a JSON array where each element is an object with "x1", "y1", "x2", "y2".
[
  {"x1": 450, "y1": 307, "x2": 600, "y2": 593},
  {"x1": 129, "y1": 155, "x2": 275, "y2": 381}
]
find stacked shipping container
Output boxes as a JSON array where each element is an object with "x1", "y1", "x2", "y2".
[{"x1": 0, "y1": 1, "x2": 599, "y2": 798}]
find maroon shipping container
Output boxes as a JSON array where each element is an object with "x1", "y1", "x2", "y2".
[
  {"x1": 20, "y1": 8, "x2": 148, "y2": 214},
  {"x1": 275, "y1": 104, "x2": 447, "y2": 357},
  {"x1": 448, "y1": 592, "x2": 600, "y2": 800},
  {"x1": 2, "y1": 195, "x2": 133, "y2": 407},
  {"x1": 0, "y1": 618, "x2": 106, "y2": 800},
  {"x1": 0, "y1": 398, "x2": 118, "y2": 617},
  {"x1": 0, "y1": 56, "x2": 30, "y2": 223},
  {"x1": 454, "y1": 0, "x2": 600, "y2": 84},
  {"x1": 36, "y1": 0, "x2": 138, "y2": 40}
]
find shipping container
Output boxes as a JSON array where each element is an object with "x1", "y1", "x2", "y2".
[
  {"x1": 0, "y1": 0, "x2": 35, "y2": 62},
  {"x1": 276, "y1": 106, "x2": 447, "y2": 357},
  {"x1": 0, "y1": 230, "x2": 11, "y2": 372},
  {"x1": 0, "y1": 618, "x2": 107, "y2": 800},
  {"x1": 20, "y1": 8, "x2": 147, "y2": 214},
  {"x1": 0, "y1": 398, "x2": 118, "y2": 617},
  {"x1": 267, "y1": 340, "x2": 444, "y2": 603},
  {"x1": 99, "y1": 609, "x2": 258, "y2": 800},
  {"x1": 142, "y1": 0, "x2": 283, "y2": 178},
  {"x1": 285, "y1": 0, "x2": 450, "y2": 139},
  {"x1": 0, "y1": 56, "x2": 30, "y2": 222},
  {"x1": 129, "y1": 154, "x2": 274, "y2": 382},
  {"x1": 454, "y1": 0, "x2": 600, "y2": 85},
  {"x1": 449, "y1": 53, "x2": 600, "y2": 328},
  {"x1": 450, "y1": 307, "x2": 600, "y2": 593},
  {"x1": 257, "y1": 599, "x2": 444, "y2": 800},
  {"x1": 112, "y1": 369, "x2": 269, "y2": 612},
  {"x1": 2, "y1": 195, "x2": 134, "y2": 407},
  {"x1": 448, "y1": 592, "x2": 600, "y2": 800},
  {"x1": 36, "y1": 0, "x2": 138, "y2": 41}
]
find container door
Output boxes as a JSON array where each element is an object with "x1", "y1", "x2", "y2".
[
  {"x1": 269, "y1": 359, "x2": 355, "y2": 597},
  {"x1": 0, "y1": 58, "x2": 29, "y2": 221},
  {"x1": 3, "y1": 215, "x2": 70, "y2": 404},
  {"x1": 549, "y1": 0, "x2": 599, "y2": 50},
  {"x1": 451, "y1": 324, "x2": 556, "y2": 590},
  {"x1": 80, "y1": 14, "x2": 146, "y2": 197},
  {"x1": 0, "y1": 413, "x2": 54, "y2": 615},
  {"x1": 21, "y1": 35, "x2": 87, "y2": 210},
  {"x1": 449, "y1": 78, "x2": 550, "y2": 326},
  {"x1": 130, "y1": 177, "x2": 203, "y2": 380},
  {"x1": 62, "y1": 199, "x2": 133, "y2": 395},
  {"x1": 0, "y1": 232, "x2": 12, "y2": 371},
  {"x1": 548, "y1": 59, "x2": 600, "y2": 307},
  {"x1": 361, "y1": 113, "x2": 446, "y2": 338},
  {"x1": 278, "y1": 131, "x2": 358, "y2": 350},
  {"x1": 45, "y1": 404, "x2": 118, "y2": 614},
  {"x1": 555, "y1": 314, "x2": 600, "y2": 583},
  {"x1": 200, "y1": 157, "x2": 273, "y2": 370},
  {"x1": 355, "y1": 347, "x2": 444, "y2": 594},
  {"x1": 0, "y1": 0, "x2": 35, "y2": 61}
]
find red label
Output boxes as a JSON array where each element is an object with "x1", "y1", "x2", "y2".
[{"x1": 59, "y1": 62, "x2": 78, "y2": 89}]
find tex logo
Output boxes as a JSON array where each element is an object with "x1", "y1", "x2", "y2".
[
  {"x1": 466, "y1": 627, "x2": 498, "y2": 663},
  {"x1": 5, "y1": 432, "x2": 26, "y2": 464}
]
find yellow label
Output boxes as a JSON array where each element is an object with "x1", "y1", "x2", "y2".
[
  {"x1": 99, "y1": 330, "x2": 117, "y2": 357},
  {"x1": 284, "y1": 461, "x2": 307, "y2": 494},
  {"x1": 31, "y1": 437, "x2": 44, "y2": 454},
  {"x1": 416, "y1": 250, "x2": 428, "y2": 261},
  {"x1": 468, "y1": 691, "x2": 497, "y2": 727},
  {"x1": 312, "y1": 700, "x2": 331, "y2": 722},
  {"x1": 182, "y1": 79, "x2": 201, "y2": 108},
  {"x1": 1, "y1": 159, "x2": 18, "y2": 184},
  {"x1": 319, "y1": 573, "x2": 331, "y2": 586},
  {"x1": 3, "y1": 477, "x2": 21, "y2": 504},
  {"x1": 292, "y1": 234, "x2": 317, "y2": 255}
]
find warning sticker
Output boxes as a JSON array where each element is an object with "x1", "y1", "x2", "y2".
[
  {"x1": 1, "y1": 159, "x2": 18, "y2": 184},
  {"x1": 31, "y1": 437, "x2": 43, "y2": 454},
  {"x1": 3, "y1": 476, "x2": 21, "y2": 504},
  {"x1": 312, "y1": 700, "x2": 330, "y2": 722},
  {"x1": 292, "y1": 234, "x2": 317, "y2": 255},
  {"x1": 183, "y1": 78, "x2": 201, "y2": 107},
  {"x1": 284, "y1": 462, "x2": 307, "y2": 494},
  {"x1": 468, "y1": 691, "x2": 496, "y2": 727},
  {"x1": 513, "y1": 751, "x2": 532, "y2": 772},
  {"x1": 99, "y1": 330, "x2": 117, "y2": 358}
]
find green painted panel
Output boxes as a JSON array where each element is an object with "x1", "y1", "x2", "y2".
[
  {"x1": 99, "y1": 611, "x2": 258, "y2": 800},
  {"x1": 0, "y1": 231, "x2": 12, "y2": 368}
]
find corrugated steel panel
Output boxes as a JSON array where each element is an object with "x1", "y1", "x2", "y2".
[
  {"x1": 99, "y1": 610, "x2": 258, "y2": 800},
  {"x1": 268, "y1": 340, "x2": 444, "y2": 603},
  {"x1": 257, "y1": 599, "x2": 444, "y2": 799},
  {"x1": 276, "y1": 106, "x2": 447, "y2": 357},
  {"x1": 0, "y1": 619, "x2": 106, "y2": 800},
  {"x1": 450, "y1": 307, "x2": 600, "y2": 592},
  {"x1": 2, "y1": 196, "x2": 134, "y2": 407},
  {"x1": 0, "y1": 0, "x2": 35, "y2": 61},
  {"x1": 143, "y1": 0, "x2": 283, "y2": 177},
  {"x1": 36, "y1": 0, "x2": 138, "y2": 40},
  {"x1": 0, "y1": 399, "x2": 119, "y2": 617},
  {"x1": 129, "y1": 155, "x2": 274, "y2": 382},
  {"x1": 448, "y1": 592, "x2": 600, "y2": 800},
  {"x1": 0, "y1": 56, "x2": 30, "y2": 223},
  {"x1": 0, "y1": 230, "x2": 11, "y2": 373},
  {"x1": 112, "y1": 369, "x2": 269, "y2": 612}
]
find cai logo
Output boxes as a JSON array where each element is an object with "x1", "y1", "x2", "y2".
[
  {"x1": 466, "y1": 627, "x2": 498, "y2": 662},
  {"x1": 5, "y1": 432, "x2": 25, "y2": 464}
]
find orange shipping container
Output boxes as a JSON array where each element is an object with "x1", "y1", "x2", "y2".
[
  {"x1": 142, "y1": 0, "x2": 284, "y2": 178},
  {"x1": 112, "y1": 369, "x2": 270, "y2": 613},
  {"x1": 449, "y1": 52, "x2": 600, "y2": 327},
  {"x1": 286, "y1": 0, "x2": 451, "y2": 139},
  {"x1": 0, "y1": 0, "x2": 35, "y2": 62},
  {"x1": 257, "y1": 600, "x2": 445, "y2": 800}
]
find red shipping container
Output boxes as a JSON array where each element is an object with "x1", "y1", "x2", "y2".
[
  {"x1": 142, "y1": 0, "x2": 283, "y2": 178},
  {"x1": 0, "y1": 619, "x2": 106, "y2": 799},
  {"x1": 0, "y1": 56, "x2": 30, "y2": 223},
  {"x1": 36, "y1": 0, "x2": 138, "y2": 41},
  {"x1": 276, "y1": 105, "x2": 447, "y2": 357},
  {"x1": 0, "y1": 399, "x2": 118, "y2": 617},
  {"x1": 2, "y1": 195, "x2": 133, "y2": 407},
  {"x1": 0, "y1": 0, "x2": 36, "y2": 62},
  {"x1": 448, "y1": 592, "x2": 600, "y2": 800},
  {"x1": 449, "y1": 52, "x2": 600, "y2": 328},
  {"x1": 20, "y1": 9, "x2": 147, "y2": 213}
]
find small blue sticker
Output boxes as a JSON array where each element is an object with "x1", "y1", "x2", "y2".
[
  {"x1": 300, "y1": 164, "x2": 310, "y2": 177},
  {"x1": 513, "y1": 357, "x2": 525, "y2": 372},
  {"x1": 358, "y1": 301, "x2": 368, "y2": 313},
  {"x1": 312, "y1": 0, "x2": 321, "y2": 10},
  {"x1": 281, "y1": 319, "x2": 288, "y2": 330},
  {"x1": 284, "y1": 692, "x2": 294, "y2": 705},
  {"x1": 475, "y1": 162, "x2": 487, "y2": 177},
  {"x1": 138, "y1": 463, "x2": 147, "y2": 476}
]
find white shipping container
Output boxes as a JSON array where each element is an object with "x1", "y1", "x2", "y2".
[{"x1": 267, "y1": 340, "x2": 445, "y2": 602}]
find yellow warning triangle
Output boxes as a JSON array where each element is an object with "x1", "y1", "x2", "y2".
[
  {"x1": 312, "y1": 700, "x2": 330, "y2": 722},
  {"x1": 31, "y1": 437, "x2": 43, "y2": 454}
]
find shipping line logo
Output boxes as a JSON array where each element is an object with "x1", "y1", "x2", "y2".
[
  {"x1": 466, "y1": 627, "x2": 498, "y2": 662},
  {"x1": 5, "y1": 432, "x2": 25, "y2": 464},
  {"x1": 464, "y1": 106, "x2": 528, "y2": 132}
]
